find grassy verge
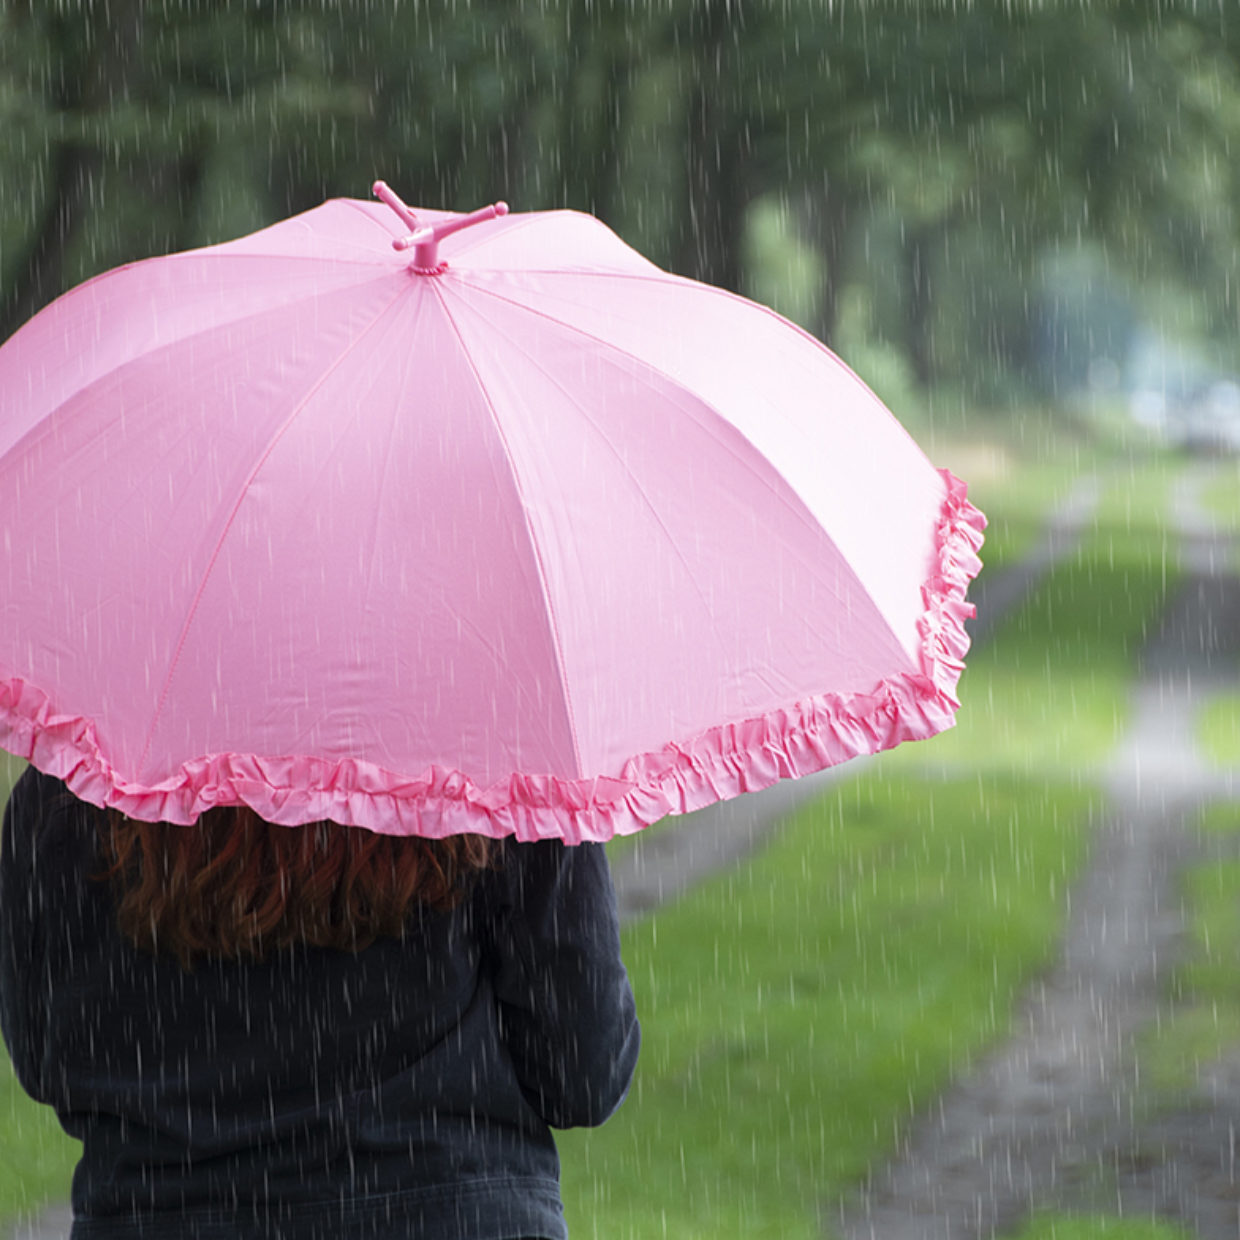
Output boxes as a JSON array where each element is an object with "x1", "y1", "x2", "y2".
[
  {"x1": 1194, "y1": 463, "x2": 1240, "y2": 764},
  {"x1": 895, "y1": 460, "x2": 1177, "y2": 779},
  {"x1": 561, "y1": 461, "x2": 1178, "y2": 1238},
  {"x1": 1140, "y1": 804, "x2": 1240, "y2": 1101},
  {"x1": 1006, "y1": 1212, "x2": 1194, "y2": 1239},
  {"x1": 1197, "y1": 695, "x2": 1240, "y2": 767},
  {"x1": 562, "y1": 773, "x2": 1093, "y2": 1239},
  {"x1": 0, "y1": 1059, "x2": 80, "y2": 1222},
  {"x1": 1199, "y1": 465, "x2": 1240, "y2": 528},
  {"x1": 0, "y1": 755, "x2": 83, "y2": 1218},
  {"x1": 947, "y1": 446, "x2": 1092, "y2": 572}
]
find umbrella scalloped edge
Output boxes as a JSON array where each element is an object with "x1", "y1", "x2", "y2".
[{"x1": 0, "y1": 470, "x2": 985, "y2": 842}]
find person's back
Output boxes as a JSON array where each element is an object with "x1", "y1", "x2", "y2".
[{"x1": 0, "y1": 767, "x2": 640, "y2": 1240}]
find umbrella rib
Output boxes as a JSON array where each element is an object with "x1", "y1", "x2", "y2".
[
  {"x1": 334, "y1": 197, "x2": 476, "y2": 261},
  {"x1": 426, "y1": 279, "x2": 586, "y2": 780},
  {"x1": 134, "y1": 283, "x2": 414, "y2": 778},
  {"x1": 458, "y1": 278, "x2": 833, "y2": 540},
  {"x1": 444, "y1": 209, "x2": 548, "y2": 260},
  {"x1": 164, "y1": 247, "x2": 392, "y2": 272},
  {"x1": 527, "y1": 269, "x2": 930, "y2": 463},
  {"x1": 447, "y1": 299, "x2": 738, "y2": 664},
  {"x1": 468, "y1": 263, "x2": 922, "y2": 455},
  {"x1": 1, "y1": 271, "x2": 405, "y2": 472},
  {"x1": 338, "y1": 196, "x2": 413, "y2": 247},
  {"x1": 457, "y1": 276, "x2": 918, "y2": 664},
  {"x1": 172, "y1": 248, "x2": 389, "y2": 270}
]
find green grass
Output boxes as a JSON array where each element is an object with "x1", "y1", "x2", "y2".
[
  {"x1": 561, "y1": 773, "x2": 1093, "y2": 1239},
  {"x1": 1198, "y1": 802, "x2": 1240, "y2": 834},
  {"x1": 0, "y1": 752, "x2": 22, "y2": 800},
  {"x1": 1005, "y1": 1211, "x2": 1195, "y2": 1239},
  {"x1": 956, "y1": 451, "x2": 1088, "y2": 572},
  {"x1": 1197, "y1": 694, "x2": 1240, "y2": 767},
  {"x1": 1199, "y1": 466, "x2": 1240, "y2": 527},
  {"x1": 1141, "y1": 808, "x2": 1240, "y2": 1100},
  {"x1": 0, "y1": 1060, "x2": 80, "y2": 1221},
  {"x1": 0, "y1": 756, "x2": 84, "y2": 1217},
  {"x1": 1198, "y1": 463, "x2": 1240, "y2": 576}
]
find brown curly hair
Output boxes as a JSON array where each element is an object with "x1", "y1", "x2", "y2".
[{"x1": 97, "y1": 807, "x2": 496, "y2": 970}]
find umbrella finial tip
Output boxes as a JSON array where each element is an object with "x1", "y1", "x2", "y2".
[
  {"x1": 373, "y1": 181, "x2": 419, "y2": 235},
  {"x1": 494, "y1": 201, "x2": 509, "y2": 218}
]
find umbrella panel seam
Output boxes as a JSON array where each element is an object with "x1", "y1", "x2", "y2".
[
  {"x1": 465, "y1": 264, "x2": 939, "y2": 464},
  {"x1": 0, "y1": 269, "x2": 408, "y2": 475},
  {"x1": 451, "y1": 273, "x2": 917, "y2": 668},
  {"x1": 424, "y1": 278, "x2": 586, "y2": 782},
  {"x1": 134, "y1": 282, "x2": 415, "y2": 777},
  {"x1": 441, "y1": 290, "x2": 768, "y2": 681}
]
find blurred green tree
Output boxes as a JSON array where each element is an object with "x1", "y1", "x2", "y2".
[{"x1": 3, "y1": 0, "x2": 1240, "y2": 407}]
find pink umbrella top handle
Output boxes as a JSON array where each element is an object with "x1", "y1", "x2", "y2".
[
  {"x1": 372, "y1": 180, "x2": 419, "y2": 232},
  {"x1": 372, "y1": 180, "x2": 508, "y2": 274}
]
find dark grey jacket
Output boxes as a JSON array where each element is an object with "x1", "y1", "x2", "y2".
[{"x1": 0, "y1": 768, "x2": 639, "y2": 1239}]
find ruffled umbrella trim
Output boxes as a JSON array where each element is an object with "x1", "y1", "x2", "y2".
[{"x1": 0, "y1": 469, "x2": 985, "y2": 841}]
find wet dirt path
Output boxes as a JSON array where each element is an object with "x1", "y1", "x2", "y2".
[{"x1": 834, "y1": 465, "x2": 1240, "y2": 1240}]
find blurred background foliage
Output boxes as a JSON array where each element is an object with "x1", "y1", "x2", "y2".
[{"x1": 3, "y1": 0, "x2": 1240, "y2": 432}]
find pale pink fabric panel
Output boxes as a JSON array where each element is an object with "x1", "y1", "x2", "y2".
[
  {"x1": 443, "y1": 282, "x2": 913, "y2": 779},
  {"x1": 468, "y1": 267, "x2": 946, "y2": 664},
  {"x1": 142, "y1": 282, "x2": 576, "y2": 790},
  {"x1": 0, "y1": 275, "x2": 415, "y2": 774},
  {"x1": 199, "y1": 199, "x2": 420, "y2": 263},
  {"x1": 455, "y1": 209, "x2": 660, "y2": 276},
  {"x1": 0, "y1": 254, "x2": 381, "y2": 461}
]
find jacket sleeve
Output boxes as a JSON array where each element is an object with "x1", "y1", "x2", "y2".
[
  {"x1": 0, "y1": 767, "x2": 50, "y2": 1103},
  {"x1": 483, "y1": 839, "x2": 640, "y2": 1130}
]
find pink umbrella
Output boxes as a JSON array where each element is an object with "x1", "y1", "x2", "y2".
[{"x1": 0, "y1": 183, "x2": 984, "y2": 841}]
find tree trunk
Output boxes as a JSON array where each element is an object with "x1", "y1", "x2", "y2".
[
  {"x1": 902, "y1": 222, "x2": 937, "y2": 389},
  {"x1": 678, "y1": 100, "x2": 746, "y2": 291},
  {"x1": 802, "y1": 184, "x2": 852, "y2": 346},
  {"x1": 672, "y1": 7, "x2": 750, "y2": 293},
  {"x1": 553, "y1": 1, "x2": 632, "y2": 222},
  {"x1": 0, "y1": 142, "x2": 102, "y2": 344},
  {"x1": 0, "y1": 2, "x2": 144, "y2": 342}
]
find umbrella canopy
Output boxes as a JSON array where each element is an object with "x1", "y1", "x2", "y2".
[{"x1": 0, "y1": 184, "x2": 984, "y2": 841}]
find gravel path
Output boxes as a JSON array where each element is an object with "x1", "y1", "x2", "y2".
[
  {"x1": 834, "y1": 465, "x2": 1240, "y2": 1240},
  {"x1": 6, "y1": 1210, "x2": 71, "y2": 1240}
]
